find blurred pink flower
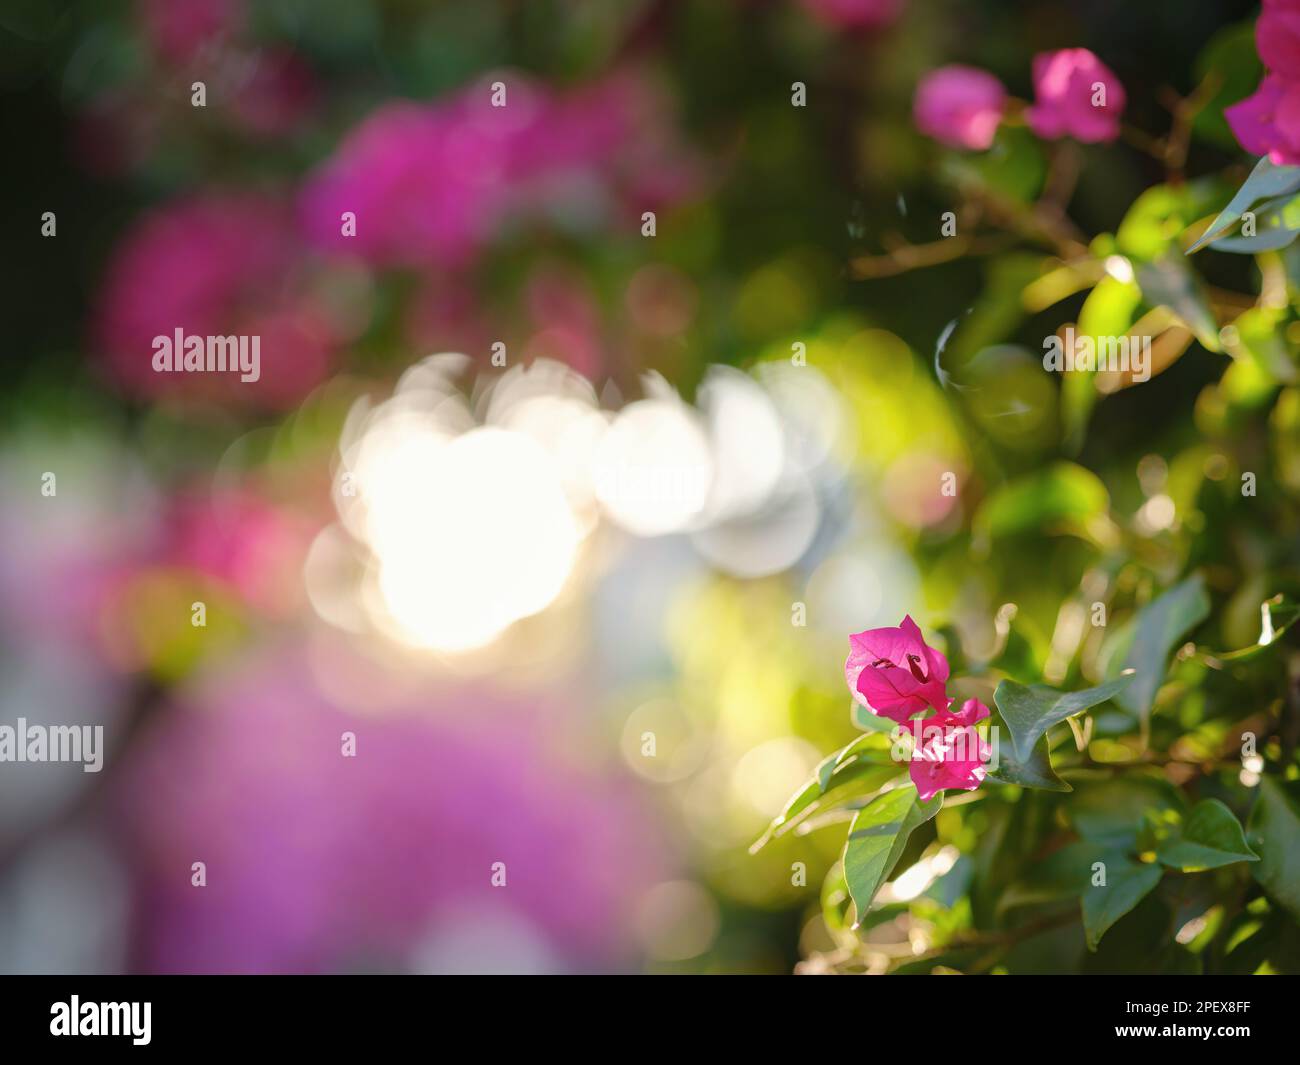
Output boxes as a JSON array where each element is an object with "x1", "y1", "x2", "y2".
[
  {"x1": 846, "y1": 616, "x2": 951, "y2": 723},
  {"x1": 1026, "y1": 48, "x2": 1125, "y2": 143},
  {"x1": 299, "y1": 97, "x2": 511, "y2": 268},
  {"x1": 1228, "y1": 1, "x2": 1300, "y2": 162},
  {"x1": 1227, "y1": 75, "x2": 1300, "y2": 164},
  {"x1": 299, "y1": 71, "x2": 702, "y2": 269},
  {"x1": 95, "y1": 194, "x2": 338, "y2": 410},
  {"x1": 162, "y1": 489, "x2": 317, "y2": 616},
  {"x1": 1257, "y1": 4, "x2": 1300, "y2": 78},
  {"x1": 139, "y1": 0, "x2": 240, "y2": 64},
  {"x1": 799, "y1": 0, "x2": 903, "y2": 30},
  {"x1": 905, "y1": 698, "x2": 991, "y2": 801},
  {"x1": 529, "y1": 70, "x2": 706, "y2": 212},
  {"x1": 914, "y1": 66, "x2": 1005, "y2": 150},
  {"x1": 113, "y1": 649, "x2": 671, "y2": 972}
]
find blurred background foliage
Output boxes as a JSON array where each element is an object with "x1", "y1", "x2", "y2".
[{"x1": 1, "y1": 0, "x2": 1297, "y2": 974}]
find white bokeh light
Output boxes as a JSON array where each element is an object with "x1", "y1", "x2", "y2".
[
  {"x1": 319, "y1": 354, "x2": 848, "y2": 655},
  {"x1": 363, "y1": 426, "x2": 580, "y2": 652},
  {"x1": 592, "y1": 397, "x2": 714, "y2": 536},
  {"x1": 696, "y1": 366, "x2": 785, "y2": 522}
]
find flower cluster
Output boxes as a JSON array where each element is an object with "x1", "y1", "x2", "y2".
[
  {"x1": 1227, "y1": 0, "x2": 1300, "y2": 164},
  {"x1": 298, "y1": 72, "x2": 702, "y2": 270},
  {"x1": 846, "y1": 616, "x2": 990, "y2": 801},
  {"x1": 94, "y1": 194, "x2": 341, "y2": 409},
  {"x1": 913, "y1": 48, "x2": 1125, "y2": 150}
]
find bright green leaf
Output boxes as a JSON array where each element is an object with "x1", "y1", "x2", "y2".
[
  {"x1": 1077, "y1": 275, "x2": 1142, "y2": 342},
  {"x1": 750, "y1": 759, "x2": 901, "y2": 853},
  {"x1": 820, "y1": 863, "x2": 852, "y2": 937},
  {"x1": 1230, "y1": 307, "x2": 1298, "y2": 386},
  {"x1": 827, "y1": 731, "x2": 895, "y2": 780},
  {"x1": 843, "y1": 785, "x2": 942, "y2": 921},
  {"x1": 1118, "y1": 181, "x2": 1226, "y2": 261},
  {"x1": 973, "y1": 462, "x2": 1110, "y2": 545}
]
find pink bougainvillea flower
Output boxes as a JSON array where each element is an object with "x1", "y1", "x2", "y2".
[
  {"x1": 1227, "y1": 74, "x2": 1300, "y2": 164},
  {"x1": 846, "y1": 615, "x2": 951, "y2": 722},
  {"x1": 1025, "y1": 48, "x2": 1126, "y2": 143},
  {"x1": 905, "y1": 698, "x2": 992, "y2": 801},
  {"x1": 914, "y1": 65, "x2": 1006, "y2": 150},
  {"x1": 1257, "y1": 5, "x2": 1300, "y2": 79},
  {"x1": 799, "y1": 0, "x2": 903, "y2": 30}
]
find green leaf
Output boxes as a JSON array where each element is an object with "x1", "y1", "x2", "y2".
[
  {"x1": 1187, "y1": 157, "x2": 1300, "y2": 253},
  {"x1": 1210, "y1": 191, "x2": 1300, "y2": 252},
  {"x1": 1249, "y1": 776, "x2": 1300, "y2": 921},
  {"x1": 1114, "y1": 574, "x2": 1211, "y2": 729},
  {"x1": 815, "y1": 751, "x2": 838, "y2": 793},
  {"x1": 940, "y1": 256, "x2": 1049, "y2": 369},
  {"x1": 1215, "y1": 594, "x2": 1300, "y2": 662},
  {"x1": 1117, "y1": 181, "x2": 1226, "y2": 261},
  {"x1": 843, "y1": 785, "x2": 942, "y2": 921},
  {"x1": 750, "y1": 757, "x2": 901, "y2": 853},
  {"x1": 973, "y1": 462, "x2": 1110, "y2": 545},
  {"x1": 820, "y1": 864, "x2": 853, "y2": 939},
  {"x1": 1061, "y1": 359, "x2": 1099, "y2": 453},
  {"x1": 1084, "y1": 892, "x2": 1196, "y2": 971},
  {"x1": 1157, "y1": 798, "x2": 1259, "y2": 870},
  {"x1": 941, "y1": 125, "x2": 1045, "y2": 205},
  {"x1": 987, "y1": 618, "x2": 1045, "y2": 683},
  {"x1": 1115, "y1": 187, "x2": 1184, "y2": 261},
  {"x1": 1228, "y1": 306, "x2": 1298, "y2": 386},
  {"x1": 1078, "y1": 276, "x2": 1142, "y2": 339},
  {"x1": 1222, "y1": 908, "x2": 1300, "y2": 974},
  {"x1": 852, "y1": 701, "x2": 899, "y2": 734},
  {"x1": 1071, "y1": 776, "x2": 1185, "y2": 847},
  {"x1": 996, "y1": 840, "x2": 1100, "y2": 915},
  {"x1": 984, "y1": 729, "x2": 1071, "y2": 791},
  {"x1": 1135, "y1": 257, "x2": 1220, "y2": 350},
  {"x1": 994, "y1": 675, "x2": 1135, "y2": 762},
  {"x1": 1082, "y1": 853, "x2": 1164, "y2": 951},
  {"x1": 1215, "y1": 227, "x2": 1300, "y2": 253},
  {"x1": 823, "y1": 731, "x2": 895, "y2": 787}
]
